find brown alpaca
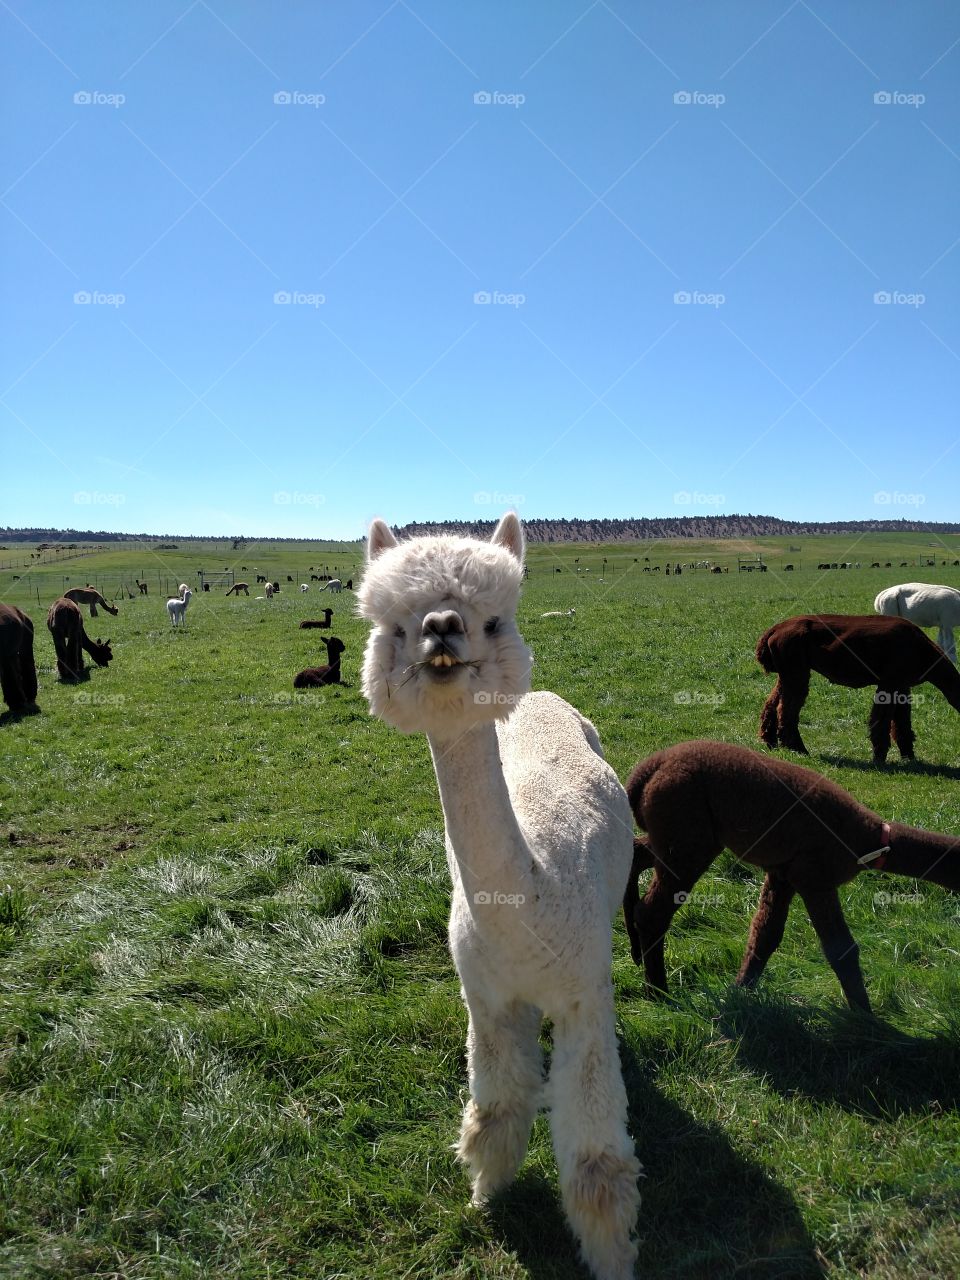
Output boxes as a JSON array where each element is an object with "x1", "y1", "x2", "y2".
[
  {"x1": 0, "y1": 603, "x2": 38, "y2": 713},
  {"x1": 136, "y1": 580, "x2": 148, "y2": 595},
  {"x1": 757, "y1": 614, "x2": 960, "y2": 762},
  {"x1": 63, "y1": 586, "x2": 119, "y2": 618},
  {"x1": 47, "y1": 598, "x2": 113, "y2": 682},
  {"x1": 299, "y1": 609, "x2": 334, "y2": 629},
  {"x1": 623, "y1": 740, "x2": 960, "y2": 1012},
  {"x1": 293, "y1": 636, "x2": 345, "y2": 687},
  {"x1": 225, "y1": 582, "x2": 250, "y2": 596}
]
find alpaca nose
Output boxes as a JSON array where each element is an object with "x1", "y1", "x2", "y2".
[{"x1": 422, "y1": 610, "x2": 465, "y2": 642}]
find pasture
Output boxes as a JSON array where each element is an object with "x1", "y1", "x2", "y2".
[{"x1": 2, "y1": 535, "x2": 960, "y2": 1279}]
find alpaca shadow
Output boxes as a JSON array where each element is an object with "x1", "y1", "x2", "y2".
[
  {"x1": 488, "y1": 1038, "x2": 825, "y2": 1279},
  {"x1": 818, "y1": 753, "x2": 960, "y2": 782},
  {"x1": 714, "y1": 988, "x2": 960, "y2": 1117},
  {"x1": 0, "y1": 704, "x2": 41, "y2": 726}
]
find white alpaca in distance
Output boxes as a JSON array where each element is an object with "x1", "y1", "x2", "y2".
[
  {"x1": 875, "y1": 582, "x2": 960, "y2": 663},
  {"x1": 166, "y1": 588, "x2": 192, "y2": 627},
  {"x1": 358, "y1": 513, "x2": 640, "y2": 1280}
]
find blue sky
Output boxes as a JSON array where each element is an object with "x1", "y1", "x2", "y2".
[{"x1": 2, "y1": 2, "x2": 958, "y2": 538}]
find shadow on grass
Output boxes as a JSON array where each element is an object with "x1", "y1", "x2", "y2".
[
  {"x1": 487, "y1": 1038, "x2": 826, "y2": 1280},
  {"x1": 818, "y1": 752, "x2": 960, "y2": 782},
  {"x1": 715, "y1": 988, "x2": 960, "y2": 1116},
  {"x1": 0, "y1": 703, "x2": 41, "y2": 726}
]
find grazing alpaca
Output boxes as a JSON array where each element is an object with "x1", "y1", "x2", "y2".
[
  {"x1": 136, "y1": 580, "x2": 148, "y2": 595},
  {"x1": 63, "y1": 586, "x2": 119, "y2": 618},
  {"x1": 47, "y1": 598, "x2": 113, "y2": 681},
  {"x1": 0, "y1": 603, "x2": 38, "y2": 712},
  {"x1": 757, "y1": 614, "x2": 960, "y2": 762},
  {"x1": 358, "y1": 515, "x2": 640, "y2": 1280},
  {"x1": 874, "y1": 582, "x2": 960, "y2": 664},
  {"x1": 293, "y1": 636, "x2": 346, "y2": 687},
  {"x1": 318, "y1": 578, "x2": 342, "y2": 594},
  {"x1": 299, "y1": 609, "x2": 334, "y2": 630},
  {"x1": 166, "y1": 588, "x2": 192, "y2": 628},
  {"x1": 299, "y1": 583, "x2": 309, "y2": 593},
  {"x1": 264, "y1": 582, "x2": 275, "y2": 599},
  {"x1": 623, "y1": 740, "x2": 960, "y2": 1012},
  {"x1": 540, "y1": 608, "x2": 576, "y2": 618},
  {"x1": 226, "y1": 582, "x2": 250, "y2": 596}
]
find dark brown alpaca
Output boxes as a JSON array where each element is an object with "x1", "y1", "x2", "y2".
[
  {"x1": 757, "y1": 614, "x2": 960, "y2": 762},
  {"x1": 47, "y1": 598, "x2": 113, "y2": 682},
  {"x1": 299, "y1": 609, "x2": 334, "y2": 629},
  {"x1": 225, "y1": 582, "x2": 250, "y2": 595},
  {"x1": 623, "y1": 740, "x2": 960, "y2": 1012},
  {"x1": 63, "y1": 586, "x2": 119, "y2": 618},
  {"x1": 0, "y1": 603, "x2": 39, "y2": 713},
  {"x1": 293, "y1": 636, "x2": 345, "y2": 687}
]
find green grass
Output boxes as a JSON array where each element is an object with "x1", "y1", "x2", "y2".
[{"x1": 2, "y1": 537, "x2": 960, "y2": 1278}]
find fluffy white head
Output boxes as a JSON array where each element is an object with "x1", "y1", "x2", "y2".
[{"x1": 358, "y1": 513, "x2": 532, "y2": 738}]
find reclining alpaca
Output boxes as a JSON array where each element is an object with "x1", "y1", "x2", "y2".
[
  {"x1": 47, "y1": 598, "x2": 113, "y2": 681},
  {"x1": 875, "y1": 582, "x2": 960, "y2": 663},
  {"x1": 757, "y1": 614, "x2": 960, "y2": 761},
  {"x1": 623, "y1": 740, "x2": 960, "y2": 1013},
  {"x1": 0, "y1": 603, "x2": 38, "y2": 713},
  {"x1": 225, "y1": 582, "x2": 249, "y2": 596},
  {"x1": 63, "y1": 586, "x2": 119, "y2": 618},
  {"x1": 299, "y1": 608, "x2": 333, "y2": 630},
  {"x1": 293, "y1": 636, "x2": 345, "y2": 687},
  {"x1": 359, "y1": 515, "x2": 640, "y2": 1280},
  {"x1": 166, "y1": 588, "x2": 192, "y2": 627}
]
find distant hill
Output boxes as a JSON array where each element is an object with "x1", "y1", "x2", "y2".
[{"x1": 3, "y1": 516, "x2": 960, "y2": 546}]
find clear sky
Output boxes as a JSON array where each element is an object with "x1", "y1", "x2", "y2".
[{"x1": 2, "y1": 2, "x2": 958, "y2": 538}]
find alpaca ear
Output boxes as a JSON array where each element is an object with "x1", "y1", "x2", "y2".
[
  {"x1": 367, "y1": 519, "x2": 398, "y2": 560},
  {"x1": 490, "y1": 512, "x2": 524, "y2": 563}
]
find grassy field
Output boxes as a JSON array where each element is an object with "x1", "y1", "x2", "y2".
[{"x1": 2, "y1": 536, "x2": 960, "y2": 1279}]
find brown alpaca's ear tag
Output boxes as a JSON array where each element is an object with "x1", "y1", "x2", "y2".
[
  {"x1": 490, "y1": 512, "x2": 524, "y2": 563},
  {"x1": 368, "y1": 519, "x2": 398, "y2": 561}
]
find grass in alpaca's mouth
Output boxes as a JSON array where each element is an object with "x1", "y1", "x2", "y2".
[{"x1": 399, "y1": 657, "x2": 481, "y2": 687}]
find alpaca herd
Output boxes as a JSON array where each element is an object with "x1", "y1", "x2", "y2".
[{"x1": 3, "y1": 531, "x2": 960, "y2": 1279}]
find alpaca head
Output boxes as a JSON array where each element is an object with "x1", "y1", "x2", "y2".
[
  {"x1": 91, "y1": 638, "x2": 113, "y2": 667},
  {"x1": 358, "y1": 513, "x2": 532, "y2": 737},
  {"x1": 324, "y1": 636, "x2": 346, "y2": 662}
]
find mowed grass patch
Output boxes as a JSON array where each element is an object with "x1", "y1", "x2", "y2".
[{"x1": 2, "y1": 544, "x2": 960, "y2": 1276}]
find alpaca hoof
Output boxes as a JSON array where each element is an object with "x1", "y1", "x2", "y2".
[
  {"x1": 563, "y1": 1150, "x2": 641, "y2": 1280},
  {"x1": 456, "y1": 1099, "x2": 534, "y2": 1201}
]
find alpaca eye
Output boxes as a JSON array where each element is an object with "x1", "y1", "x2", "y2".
[
  {"x1": 484, "y1": 617, "x2": 499, "y2": 636},
  {"x1": 394, "y1": 624, "x2": 406, "y2": 639}
]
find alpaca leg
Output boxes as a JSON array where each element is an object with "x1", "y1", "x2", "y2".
[
  {"x1": 735, "y1": 873, "x2": 796, "y2": 989},
  {"x1": 19, "y1": 619, "x2": 38, "y2": 705},
  {"x1": 622, "y1": 838, "x2": 653, "y2": 964},
  {"x1": 869, "y1": 691, "x2": 894, "y2": 763},
  {"x1": 632, "y1": 843, "x2": 719, "y2": 996},
  {"x1": 549, "y1": 995, "x2": 640, "y2": 1280},
  {"x1": 89, "y1": 602, "x2": 98, "y2": 617},
  {"x1": 758, "y1": 680, "x2": 781, "y2": 747},
  {"x1": 938, "y1": 625, "x2": 956, "y2": 664},
  {"x1": 775, "y1": 672, "x2": 809, "y2": 753},
  {"x1": 890, "y1": 691, "x2": 915, "y2": 760},
  {"x1": 0, "y1": 657, "x2": 25, "y2": 711},
  {"x1": 797, "y1": 886, "x2": 871, "y2": 1012},
  {"x1": 456, "y1": 996, "x2": 542, "y2": 1202}
]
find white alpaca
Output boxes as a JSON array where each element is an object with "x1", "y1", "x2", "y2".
[
  {"x1": 166, "y1": 588, "x2": 192, "y2": 627},
  {"x1": 358, "y1": 514, "x2": 639, "y2": 1280},
  {"x1": 541, "y1": 607, "x2": 576, "y2": 618},
  {"x1": 264, "y1": 582, "x2": 275, "y2": 599},
  {"x1": 875, "y1": 582, "x2": 960, "y2": 663},
  {"x1": 300, "y1": 583, "x2": 309, "y2": 593},
  {"x1": 177, "y1": 583, "x2": 189, "y2": 599},
  {"x1": 319, "y1": 578, "x2": 342, "y2": 594}
]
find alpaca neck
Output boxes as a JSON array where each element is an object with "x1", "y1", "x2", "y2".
[
  {"x1": 926, "y1": 655, "x2": 960, "y2": 711},
  {"x1": 883, "y1": 821, "x2": 960, "y2": 890},
  {"x1": 428, "y1": 721, "x2": 526, "y2": 892}
]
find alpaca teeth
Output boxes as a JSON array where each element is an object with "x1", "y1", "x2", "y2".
[{"x1": 431, "y1": 653, "x2": 455, "y2": 667}]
